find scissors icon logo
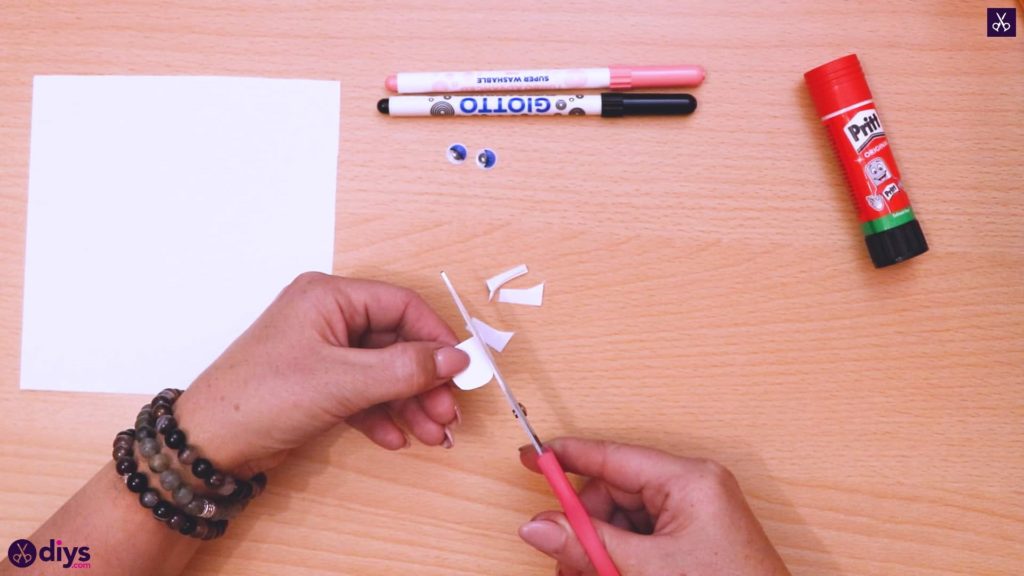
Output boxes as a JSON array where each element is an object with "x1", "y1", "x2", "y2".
[
  {"x1": 7, "y1": 539, "x2": 37, "y2": 567},
  {"x1": 987, "y1": 7, "x2": 1017, "y2": 37},
  {"x1": 993, "y1": 12, "x2": 1010, "y2": 32}
]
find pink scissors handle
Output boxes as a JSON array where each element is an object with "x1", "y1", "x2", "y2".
[{"x1": 536, "y1": 449, "x2": 621, "y2": 576}]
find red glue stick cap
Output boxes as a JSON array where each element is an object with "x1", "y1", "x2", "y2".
[{"x1": 804, "y1": 54, "x2": 873, "y2": 119}]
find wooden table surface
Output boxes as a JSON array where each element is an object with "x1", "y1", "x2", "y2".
[{"x1": 2, "y1": 2, "x2": 1022, "y2": 574}]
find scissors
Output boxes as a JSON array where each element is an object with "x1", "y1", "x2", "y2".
[
  {"x1": 10, "y1": 541, "x2": 34, "y2": 565},
  {"x1": 440, "y1": 272, "x2": 620, "y2": 576},
  {"x1": 993, "y1": 11, "x2": 1011, "y2": 33}
]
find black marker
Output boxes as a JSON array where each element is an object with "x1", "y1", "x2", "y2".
[{"x1": 376, "y1": 93, "x2": 696, "y2": 117}]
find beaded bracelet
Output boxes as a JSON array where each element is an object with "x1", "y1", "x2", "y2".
[
  {"x1": 112, "y1": 429, "x2": 227, "y2": 540},
  {"x1": 141, "y1": 389, "x2": 266, "y2": 511},
  {"x1": 111, "y1": 388, "x2": 268, "y2": 540}
]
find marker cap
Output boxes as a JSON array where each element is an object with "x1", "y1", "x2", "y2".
[
  {"x1": 609, "y1": 65, "x2": 705, "y2": 89},
  {"x1": 600, "y1": 93, "x2": 696, "y2": 117}
]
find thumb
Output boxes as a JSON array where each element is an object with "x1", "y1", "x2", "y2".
[
  {"x1": 335, "y1": 342, "x2": 468, "y2": 412},
  {"x1": 519, "y1": 511, "x2": 647, "y2": 575}
]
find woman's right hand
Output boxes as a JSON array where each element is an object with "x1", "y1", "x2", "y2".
[{"x1": 518, "y1": 437, "x2": 790, "y2": 576}]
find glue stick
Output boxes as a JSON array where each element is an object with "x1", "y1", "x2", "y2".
[{"x1": 805, "y1": 54, "x2": 928, "y2": 268}]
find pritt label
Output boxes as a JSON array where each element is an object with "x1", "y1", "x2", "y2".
[
  {"x1": 823, "y1": 102, "x2": 912, "y2": 229},
  {"x1": 844, "y1": 109, "x2": 885, "y2": 153}
]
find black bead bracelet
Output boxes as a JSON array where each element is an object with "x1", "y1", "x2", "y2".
[
  {"x1": 142, "y1": 389, "x2": 267, "y2": 507},
  {"x1": 111, "y1": 429, "x2": 227, "y2": 540},
  {"x1": 113, "y1": 388, "x2": 271, "y2": 539},
  {"x1": 134, "y1": 390, "x2": 265, "y2": 522}
]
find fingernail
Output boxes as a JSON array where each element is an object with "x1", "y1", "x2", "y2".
[
  {"x1": 518, "y1": 520, "x2": 566, "y2": 555},
  {"x1": 452, "y1": 404, "x2": 463, "y2": 427},
  {"x1": 434, "y1": 347, "x2": 470, "y2": 379},
  {"x1": 442, "y1": 427, "x2": 454, "y2": 449}
]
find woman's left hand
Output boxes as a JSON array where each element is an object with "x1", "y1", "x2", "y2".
[{"x1": 171, "y1": 272, "x2": 469, "y2": 476}]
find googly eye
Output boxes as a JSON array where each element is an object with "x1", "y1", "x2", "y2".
[
  {"x1": 475, "y1": 148, "x2": 497, "y2": 170},
  {"x1": 447, "y1": 143, "x2": 467, "y2": 165}
]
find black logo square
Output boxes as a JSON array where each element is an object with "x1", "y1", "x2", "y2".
[{"x1": 988, "y1": 8, "x2": 1016, "y2": 37}]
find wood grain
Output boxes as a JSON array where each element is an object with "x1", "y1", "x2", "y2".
[{"x1": 1, "y1": 1, "x2": 1022, "y2": 574}]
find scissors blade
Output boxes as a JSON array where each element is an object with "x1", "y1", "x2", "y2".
[{"x1": 440, "y1": 271, "x2": 544, "y2": 453}]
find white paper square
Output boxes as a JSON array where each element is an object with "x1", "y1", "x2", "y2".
[{"x1": 21, "y1": 75, "x2": 340, "y2": 394}]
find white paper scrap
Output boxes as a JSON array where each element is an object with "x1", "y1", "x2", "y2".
[
  {"x1": 498, "y1": 283, "x2": 545, "y2": 307},
  {"x1": 453, "y1": 336, "x2": 494, "y2": 391},
  {"x1": 471, "y1": 317, "x2": 514, "y2": 352},
  {"x1": 20, "y1": 75, "x2": 341, "y2": 394},
  {"x1": 486, "y1": 264, "x2": 528, "y2": 301}
]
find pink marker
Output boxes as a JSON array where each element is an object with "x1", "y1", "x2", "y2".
[{"x1": 385, "y1": 65, "x2": 705, "y2": 94}]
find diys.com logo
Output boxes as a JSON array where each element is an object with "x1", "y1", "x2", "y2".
[
  {"x1": 7, "y1": 540, "x2": 35, "y2": 568},
  {"x1": 7, "y1": 538, "x2": 91, "y2": 569}
]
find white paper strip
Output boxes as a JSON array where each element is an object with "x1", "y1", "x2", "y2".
[
  {"x1": 471, "y1": 317, "x2": 514, "y2": 352},
  {"x1": 485, "y1": 264, "x2": 528, "y2": 301},
  {"x1": 498, "y1": 282, "x2": 545, "y2": 306},
  {"x1": 452, "y1": 336, "x2": 494, "y2": 390}
]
